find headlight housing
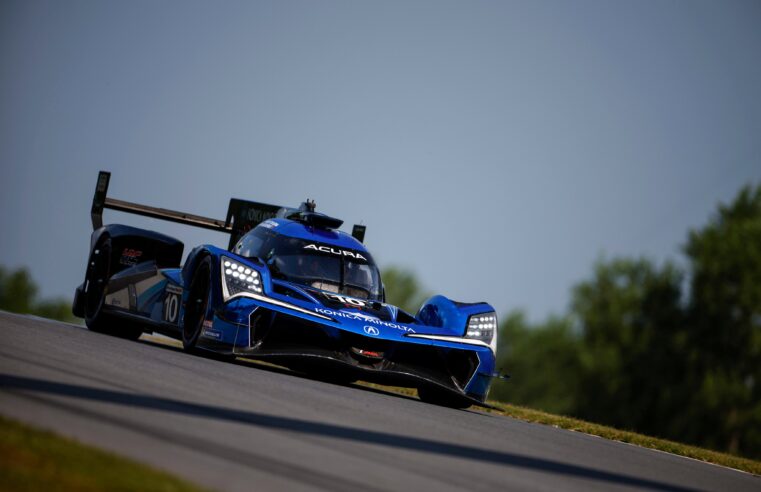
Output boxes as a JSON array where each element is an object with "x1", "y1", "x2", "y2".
[
  {"x1": 221, "y1": 257, "x2": 263, "y2": 300},
  {"x1": 465, "y1": 312, "x2": 497, "y2": 344}
]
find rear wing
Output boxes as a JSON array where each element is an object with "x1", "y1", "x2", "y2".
[{"x1": 90, "y1": 171, "x2": 366, "y2": 250}]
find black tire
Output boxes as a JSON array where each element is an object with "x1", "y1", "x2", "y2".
[
  {"x1": 84, "y1": 237, "x2": 142, "y2": 340},
  {"x1": 417, "y1": 385, "x2": 472, "y2": 409},
  {"x1": 182, "y1": 255, "x2": 212, "y2": 353}
]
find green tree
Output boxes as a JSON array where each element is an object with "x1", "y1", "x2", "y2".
[
  {"x1": 570, "y1": 258, "x2": 687, "y2": 438},
  {"x1": 0, "y1": 265, "x2": 77, "y2": 323},
  {"x1": 493, "y1": 311, "x2": 582, "y2": 415},
  {"x1": 684, "y1": 184, "x2": 761, "y2": 456},
  {"x1": 380, "y1": 266, "x2": 430, "y2": 314},
  {"x1": 34, "y1": 299, "x2": 78, "y2": 323},
  {"x1": 0, "y1": 266, "x2": 38, "y2": 314}
]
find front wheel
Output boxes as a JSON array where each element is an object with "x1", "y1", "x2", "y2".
[
  {"x1": 83, "y1": 237, "x2": 142, "y2": 340},
  {"x1": 182, "y1": 256, "x2": 212, "y2": 353}
]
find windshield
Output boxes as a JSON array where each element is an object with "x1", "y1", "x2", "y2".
[{"x1": 236, "y1": 227, "x2": 382, "y2": 300}]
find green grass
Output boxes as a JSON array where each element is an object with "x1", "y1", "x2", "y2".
[
  {"x1": 0, "y1": 416, "x2": 206, "y2": 492},
  {"x1": 484, "y1": 401, "x2": 761, "y2": 476}
]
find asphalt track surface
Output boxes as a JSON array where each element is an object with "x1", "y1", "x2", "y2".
[{"x1": 0, "y1": 312, "x2": 758, "y2": 492}]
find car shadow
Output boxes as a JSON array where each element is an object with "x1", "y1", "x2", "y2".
[
  {"x1": 138, "y1": 335, "x2": 422, "y2": 403},
  {"x1": 0, "y1": 373, "x2": 698, "y2": 492}
]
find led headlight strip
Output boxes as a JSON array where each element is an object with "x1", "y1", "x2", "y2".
[
  {"x1": 222, "y1": 258, "x2": 263, "y2": 297},
  {"x1": 220, "y1": 257, "x2": 332, "y2": 321},
  {"x1": 465, "y1": 312, "x2": 497, "y2": 343},
  {"x1": 405, "y1": 311, "x2": 499, "y2": 354}
]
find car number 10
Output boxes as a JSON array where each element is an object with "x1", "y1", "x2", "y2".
[{"x1": 164, "y1": 292, "x2": 180, "y2": 324}]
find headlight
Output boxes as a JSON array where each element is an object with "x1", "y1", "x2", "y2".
[
  {"x1": 465, "y1": 312, "x2": 497, "y2": 343},
  {"x1": 221, "y1": 257, "x2": 263, "y2": 300}
]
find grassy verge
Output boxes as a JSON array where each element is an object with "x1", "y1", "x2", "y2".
[
  {"x1": 354, "y1": 381, "x2": 761, "y2": 476},
  {"x1": 0, "y1": 415, "x2": 206, "y2": 492},
  {"x1": 484, "y1": 401, "x2": 761, "y2": 476}
]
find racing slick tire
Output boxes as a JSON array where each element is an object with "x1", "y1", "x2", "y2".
[
  {"x1": 84, "y1": 237, "x2": 143, "y2": 340},
  {"x1": 182, "y1": 255, "x2": 212, "y2": 353},
  {"x1": 417, "y1": 385, "x2": 472, "y2": 409}
]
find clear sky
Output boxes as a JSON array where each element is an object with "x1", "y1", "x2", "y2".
[{"x1": 2, "y1": 1, "x2": 760, "y2": 322}]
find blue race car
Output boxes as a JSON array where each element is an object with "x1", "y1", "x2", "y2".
[{"x1": 73, "y1": 171, "x2": 500, "y2": 408}]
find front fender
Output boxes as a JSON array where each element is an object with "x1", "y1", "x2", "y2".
[
  {"x1": 182, "y1": 246, "x2": 267, "y2": 324},
  {"x1": 417, "y1": 295, "x2": 495, "y2": 337}
]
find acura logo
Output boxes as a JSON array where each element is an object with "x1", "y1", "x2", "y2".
[{"x1": 363, "y1": 325, "x2": 380, "y2": 336}]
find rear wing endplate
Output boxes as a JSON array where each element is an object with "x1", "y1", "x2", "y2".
[{"x1": 90, "y1": 171, "x2": 367, "y2": 250}]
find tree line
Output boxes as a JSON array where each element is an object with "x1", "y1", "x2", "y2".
[{"x1": 388, "y1": 184, "x2": 761, "y2": 459}]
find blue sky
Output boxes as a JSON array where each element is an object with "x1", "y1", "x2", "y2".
[{"x1": 2, "y1": 1, "x2": 760, "y2": 322}]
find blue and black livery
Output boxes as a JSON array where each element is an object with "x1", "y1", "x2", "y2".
[{"x1": 73, "y1": 171, "x2": 500, "y2": 408}]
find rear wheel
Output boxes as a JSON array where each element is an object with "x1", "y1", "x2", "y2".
[
  {"x1": 182, "y1": 256, "x2": 212, "y2": 353},
  {"x1": 417, "y1": 385, "x2": 472, "y2": 409},
  {"x1": 84, "y1": 237, "x2": 142, "y2": 340}
]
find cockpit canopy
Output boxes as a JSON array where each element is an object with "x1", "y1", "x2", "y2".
[{"x1": 235, "y1": 225, "x2": 382, "y2": 301}]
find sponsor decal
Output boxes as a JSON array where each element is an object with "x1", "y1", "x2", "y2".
[
  {"x1": 303, "y1": 244, "x2": 367, "y2": 261},
  {"x1": 166, "y1": 284, "x2": 183, "y2": 295},
  {"x1": 243, "y1": 208, "x2": 276, "y2": 223},
  {"x1": 119, "y1": 248, "x2": 143, "y2": 266},
  {"x1": 353, "y1": 312, "x2": 383, "y2": 322},
  {"x1": 259, "y1": 220, "x2": 279, "y2": 229},
  {"x1": 201, "y1": 320, "x2": 219, "y2": 339},
  {"x1": 202, "y1": 329, "x2": 221, "y2": 340},
  {"x1": 363, "y1": 325, "x2": 380, "y2": 336},
  {"x1": 110, "y1": 298, "x2": 122, "y2": 306},
  {"x1": 315, "y1": 307, "x2": 415, "y2": 334}
]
